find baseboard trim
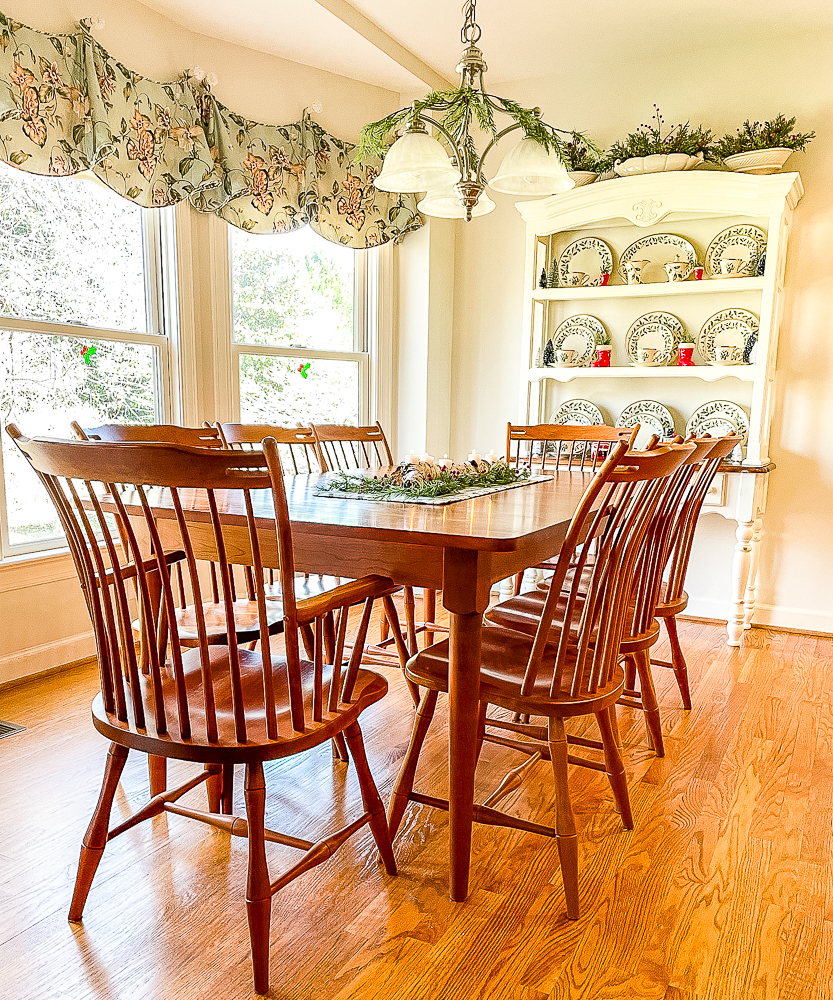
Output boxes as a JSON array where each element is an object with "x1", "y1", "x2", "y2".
[
  {"x1": 0, "y1": 631, "x2": 95, "y2": 687},
  {"x1": 680, "y1": 597, "x2": 833, "y2": 637}
]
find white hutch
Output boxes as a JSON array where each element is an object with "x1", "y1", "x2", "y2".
[{"x1": 515, "y1": 170, "x2": 803, "y2": 645}]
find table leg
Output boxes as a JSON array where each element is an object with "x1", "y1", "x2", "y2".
[
  {"x1": 443, "y1": 547, "x2": 490, "y2": 902},
  {"x1": 448, "y1": 609, "x2": 483, "y2": 902}
]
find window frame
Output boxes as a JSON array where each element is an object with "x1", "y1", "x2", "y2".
[{"x1": 0, "y1": 184, "x2": 173, "y2": 559}]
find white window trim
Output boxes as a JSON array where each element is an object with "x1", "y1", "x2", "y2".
[{"x1": 0, "y1": 205, "x2": 173, "y2": 561}]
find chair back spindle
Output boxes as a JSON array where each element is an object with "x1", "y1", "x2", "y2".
[{"x1": 312, "y1": 422, "x2": 394, "y2": 472}]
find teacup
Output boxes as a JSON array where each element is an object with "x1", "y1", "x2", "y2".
[
  {"x1": 568, "y1": 271, "x2": 588, "y2": 287},
  {"x1": 664, "y1": 260, "x2": 692, "y2": 282},
  {"x1": 715, "y1": 345, "x2": 742, "y2": 364},
  {"x1": 637, "y1": 346, "x2": 658, "y2": 365},
  {"x1": 718, "y1": 258, "x2": 746, "y2": 277},
  {"x1": 555, "y1": 349, "x2": 577, "y2": 365},
  {"x1": 623, "y1": 260, "x2": 648, "y2": 285}
]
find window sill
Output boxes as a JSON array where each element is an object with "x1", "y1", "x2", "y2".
[{"x1": 0, "y1": 546, "x2": 76, "y2": 593}]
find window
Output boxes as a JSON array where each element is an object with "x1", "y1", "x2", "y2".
[
  {"x1": 0, "y1": 163, "x2": 170, "y2": 556},
  {"x1": 230, "y1": 226, "x2": 374, "y2": 427}
]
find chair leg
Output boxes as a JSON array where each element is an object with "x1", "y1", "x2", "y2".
[
  {"x1": 381, "y1": 595, "x2": 420, "y2": 706},
  {"x1": 664, "y1": 615, "x2": 692, "y2": 710},
  {"x1": 633, "y1": 649, "x2": 664, "y2": 757},
  {"x1": 424, "y1": 588, "x2": 436, "y2": 647},
  {"x1": 221, "y1": 763, "x2": 235, "y2": 814},
  {"x1": 332, "y1": 731, "x2": 350, "y2": 762},
  {"x1": 595, "y1": 707, "x2": 633, "y2": 830},
  {"x1": 623, "y1": 654, "x2": 637, "y2": 691},
  {"x1": 69, "y1": 743, "x2": 129, "y2": 921},
  {"x1": 206, "y1": 765, "x2": 223, "y2": 813},
  {"x1": 403, "y1": 587, "x2": 418, "y2": 655},
  {"x1": 547, "y1": 717, "x2": 580, "y2": 920},
  {"x1": 476, "y1": 701, "x2": 488, "y2": 762},
  {"x1": 388, "y1": 688, "x2": 439, "y2": 841},
  {"x1": 244, "y1": 762, "x2": 272, "y2": 996},
  {"x1": 148, "y1": 755, "x2": 166, "y2": 796},
  {"x1": 343, "y1": 722, "x2": 397, "y2": 877},
  {"x1": 512, "y1": 571, "x2": 524, "y2": 596}
]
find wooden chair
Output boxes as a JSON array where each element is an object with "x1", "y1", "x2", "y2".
[
  {"x1": 70, "y1": 421, "x2": 345, "y2": 773},
  {"x1": 217, "y1": 421, "x2": 415, "y2": 686},
  {"x1": 651, "y1": 434, "x2": 743, "y2": 708},
  {"x1": 505, "y1": 422, "x2": 639, "y2": 595},
  {"x1": 215, "y1": 422, "x2": 323, "y2": 474},
  {"x1": 311, "y1": 422, "x2": 443, "y2": 658},
  {"x1": 387, "y1": 442, "x2": 694, "y2": 919},
  {"x1": 486, "y1": 439, "x2": 714, "y2": 755},
  {"x1": 8, "y1": 428, "x2": 398, "y2": 995}
]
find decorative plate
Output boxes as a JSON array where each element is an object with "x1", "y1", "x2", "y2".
[
  {"x1": 618, "y1": 400, "x2": 676, "y2": 448},
  {"x1": 686, "y1": 400, "x2": 750, "y2": 452},
  {"x1": 698, "y1": 309, "x2": 759, "y2": 364},
  {"x1": 558, "y1": 237, "x2": 614, "y2": 287},
  {"x1": 618, "y1": 234, "x2": 697, "y2": 284},
  {"x1": 549, "y1": 315, "x2": 608, "y2": 367},
  {"x1": 705, "y1": 225, "x2": 767, "y2": 278},
  {"x1": 549, "y1": 399, "x2": 605, "y2": 426},
  {"x1": 625, "y1": 311, "x2": 686, "y2": 366}
]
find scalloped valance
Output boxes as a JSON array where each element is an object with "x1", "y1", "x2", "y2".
[{"x1": 0, "y1": 12, "x2": 422, "y2": 248}]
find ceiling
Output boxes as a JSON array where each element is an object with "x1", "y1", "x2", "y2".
[{"x1": 138, "y1": 0, "x2": 833, "y2": 94}]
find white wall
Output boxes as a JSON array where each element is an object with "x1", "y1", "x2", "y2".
[
  {"x1": 448, "y1": 26, "x2": 833, "y2": 630},
  {"x1": 0, "y1": 0, "x2": 401, "y2": 685}
]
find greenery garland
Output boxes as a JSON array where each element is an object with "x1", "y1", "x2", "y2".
[
  {"x1": 354, "y1": 88, "x2": 598, "y2": 168},
  {"x1": 317, "y1": 460, "x2": 530, "y2": 500}
]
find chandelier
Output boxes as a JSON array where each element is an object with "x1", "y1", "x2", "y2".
[{"x1": 357, "y1": 0, "x2": 588, "y2": 221}]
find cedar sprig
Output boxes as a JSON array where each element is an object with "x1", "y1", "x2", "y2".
[
  {"x1": 607, "y1": 106, "x2": 718, "y2": 164},
  {"x1": 713, "y1": 115, "x2": 814, "y2": 158}
]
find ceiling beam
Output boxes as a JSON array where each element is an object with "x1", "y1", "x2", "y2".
[{"x1": 311, "y1": 0, "x2": 453, "y2": 91}]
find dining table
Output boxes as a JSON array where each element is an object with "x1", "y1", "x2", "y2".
[{"x1": 130, "y1": 466, "x2": 595, "y2": 902}]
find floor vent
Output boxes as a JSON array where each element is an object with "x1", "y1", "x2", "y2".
[{"x1": 0, "y1": 720, "x2": 25, "y2": 740}]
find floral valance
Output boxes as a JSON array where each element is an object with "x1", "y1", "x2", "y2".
[{"x1": 0, "y1": 12, "x2": 422, "y2": 247}]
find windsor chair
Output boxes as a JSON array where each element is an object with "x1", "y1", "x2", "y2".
[
  {"x1": 387, "y1": 442, "x2": 693, "y2": 919},
  {"x1": 8, "y1": 429, "x2": 398, "y2": 995},
  {"x1": 311, "y1": 422, "x2": 441, "y2": 662},
  {"x1": 504, "y1": 423, "x2": 638, "y2": 595}
]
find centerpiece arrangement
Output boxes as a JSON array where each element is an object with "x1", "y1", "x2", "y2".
[
  {"x1": 316, "y1": 456, "x2": 534, "y2": 504},
  {"x1": 608, "y1": 107, "x2": 717, "y2": 177},
  {"x1": 713, "y1": 115, "x2": 815, "y2": 174}
]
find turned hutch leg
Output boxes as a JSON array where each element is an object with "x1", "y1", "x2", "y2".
[
  {"x1": 728, "y1": 519, "x2": 755, "y2": 646},
  {"x1": 743, "y1": 518, "x2": 764, "y2": 629}
]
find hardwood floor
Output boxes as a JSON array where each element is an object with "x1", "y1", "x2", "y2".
[{"x1": 0, "y1": 607, "x2": 831, "y2": 999}]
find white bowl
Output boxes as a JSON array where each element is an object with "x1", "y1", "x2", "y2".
[
  {"x1": 722, "y1": 148, "x2": 793, "y2": 175},
  {"x1": 614, "y1": 152, "x2": 704, "y2": 177},
  {"x1": 567, "y1": 170, "x2": 597, "y2": 187}
]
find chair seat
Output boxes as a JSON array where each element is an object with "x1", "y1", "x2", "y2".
[
  {"x1": 655, "y1": 582, "x2": 689, "y2": 617},
  {"x1": 485, "y1": 588, "x2": 660, "y2": 653},
  {"x1": 146, "y1": 598, "x2": 285, "y2": 645},
  {"x1": 404, "y1": 628, "x2": 624, "y2": 718},
  {"x1": 93, "y1": 644, "x2": 389, "y2": 762}
]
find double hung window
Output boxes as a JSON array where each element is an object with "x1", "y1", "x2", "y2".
[
  {"x1": 230, "y1": 226, "x2": 374, "y2": 427},
  {"x1": 0, "y1": 163, "x2": 169, "y2": 555}
]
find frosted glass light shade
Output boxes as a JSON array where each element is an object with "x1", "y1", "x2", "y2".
[
  {"x1": 417, "y1": 183, "x2": 495, "y2": 219},
  {"x1": 374, "y1": 130, "x2": 461, "y2": 193},
  {"x1": 488, "y1": 138, "x2": 575, "y2": 196}
]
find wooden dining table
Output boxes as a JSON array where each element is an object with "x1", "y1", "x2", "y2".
[{"x1": 133, "y1": 467, "x2": 595, "y2": 902}]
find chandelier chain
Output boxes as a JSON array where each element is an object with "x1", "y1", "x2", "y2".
[{"x1": 461, "y1": 0, "x2": 481, "y2": 45}]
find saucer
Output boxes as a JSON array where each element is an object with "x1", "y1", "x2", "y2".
[
  {"x1": 630, "y1": 360, "x2": 666, "y2": 368},
  {"x1": 707, "y1": 359, "x2": 746, "y2": 367}
]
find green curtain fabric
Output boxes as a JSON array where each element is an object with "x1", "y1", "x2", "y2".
[{"x1": 0, "y1": 12, "x2": 422, "y2": 247}]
